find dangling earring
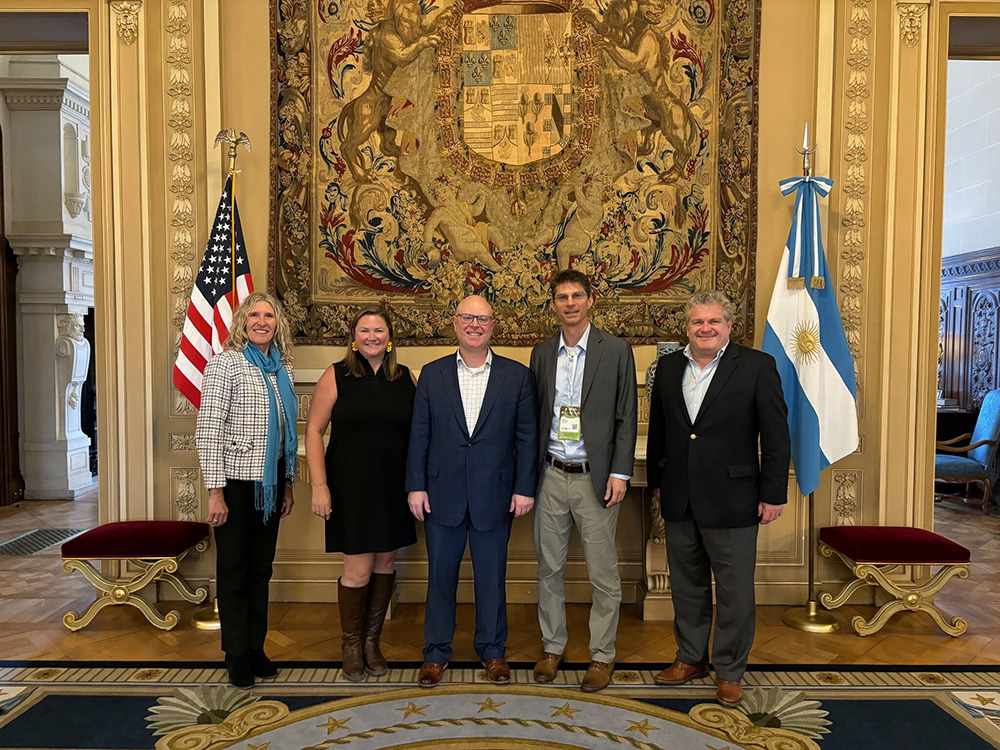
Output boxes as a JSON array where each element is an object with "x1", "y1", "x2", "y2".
[
  {"x1": 351, "y1": 341, "x2": 358, "y2": 351},
  {"x1": 386, "y1": 342, "x2": 393, "y2": 353}
]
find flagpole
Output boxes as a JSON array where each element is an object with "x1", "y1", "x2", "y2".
[
  {"x1": 191, "y1": 128, "x2": 253, "y2": 632},
  {"x1": 781, "y1": 124, "x2": 839, "y2": 633},
  {"x1": 782, "y1": 491, "x2": 839, "y2": 632}
]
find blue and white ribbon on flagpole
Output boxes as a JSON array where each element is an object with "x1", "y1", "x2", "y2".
[{"x1": 762, "y1": 175, "x2": 859, "y2": 497}]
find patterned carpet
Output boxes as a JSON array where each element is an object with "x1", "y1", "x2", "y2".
[{"x1": 1, "y1": 662, "x2": 999, "y2": 749}]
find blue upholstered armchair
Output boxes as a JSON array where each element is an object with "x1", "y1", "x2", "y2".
[{"x1": 935, "y1": 389, "x2": 1000, "y2": 515}]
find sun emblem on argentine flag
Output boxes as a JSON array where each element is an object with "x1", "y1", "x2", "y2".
[{"x1": 791, "y1": 321, "x2": 822, "y2": 365}]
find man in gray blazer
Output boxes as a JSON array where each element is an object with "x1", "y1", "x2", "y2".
[{"x1": 529, "y1": 268, "x2": 637, "y2": 692}]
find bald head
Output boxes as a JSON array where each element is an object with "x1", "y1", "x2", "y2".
[
  {"x1": 453, "y1": 295, "x2": 495, "y2": 362},
  {"x1": 456, "y1": 295, "x2": 493, "y2": 317}
]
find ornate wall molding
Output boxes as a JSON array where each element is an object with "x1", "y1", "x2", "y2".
[
  {"x1": 0, "y1": 79, "x2": 91, "y2": 122},
  {"x1": 295, "y1": 394, "x2": 310, "y2": 424},
  {"x1": 165, "y1": 0, "x2": 196, "y2": 417},
  {"x1": 898, "y1": 4, "x2": 927, "y2": 48},
  {"x1": 839, "y1": 0, "x2": 873, "y2": 411},
  {"x1": 942, "y1": 246, "x2": 1000, "y2": 280},
  {"x1": 970, "y1": 293, "x2": 998, "y2": 409},
  {"x1": 111, "y1": 1, "x2": 143, "y2": 45},
  {"x1": 169, "y1": 433, "x2": 196, "y2": 451},
  {"x1": 171, "y1": 468, "x2": 199, "y2": 520},
  {"x1": 833, "y1": 471, "x2": 859, "y2": 525}
]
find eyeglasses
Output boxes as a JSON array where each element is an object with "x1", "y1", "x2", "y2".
[
  {"x1": 554, "y1": 291, "x2": 589, "y2": 303},
  {"x1": 455, "y1": 313, "x2": 494, "y2": 325}
]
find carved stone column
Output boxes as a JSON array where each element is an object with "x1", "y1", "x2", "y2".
[
  {"x1": 10, "y1": 241, "x2": 95, "y2": 499},
  {"x1": 1, "y1": 61, "x2": 95, "y2": 500}
]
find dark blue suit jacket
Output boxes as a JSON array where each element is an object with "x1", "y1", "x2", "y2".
[{"x1": 405, "y1": 352, "x2": 538, "y2": 531}]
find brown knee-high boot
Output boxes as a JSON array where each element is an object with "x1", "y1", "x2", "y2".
[
  {"x1": 338, "y1": 579, "x2": 368, "y2": 681},
  {"x1": 363, "y1": 571, "x2": 395, "y2": 676}
]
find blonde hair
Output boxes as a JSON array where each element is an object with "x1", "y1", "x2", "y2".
[
  {"x1": 341, "y1": 306, "x2": 402, "y2": 381},
  {"x1": 224, "y1": 291, "x2": 294, "y2": 364}
]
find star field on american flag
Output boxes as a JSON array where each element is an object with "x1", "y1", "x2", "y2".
[{"x1": 173, "y1": 175, "x2": 255, "y2": 409}]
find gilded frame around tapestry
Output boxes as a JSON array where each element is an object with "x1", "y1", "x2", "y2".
[{"x1": 270, "y1": 0, "x2": 759, "y2": 344}]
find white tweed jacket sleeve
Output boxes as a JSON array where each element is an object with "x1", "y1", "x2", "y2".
[{"x1": 195, "y1": 349, "x2": 296, "y2": 489}]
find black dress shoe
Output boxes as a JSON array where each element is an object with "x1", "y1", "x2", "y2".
[
  {"x1": 249, "y1": 649, "x2": 278, "y2": 679},
  {"x1": 225, "y1": 654, "x2": 254, "y2": 689}
]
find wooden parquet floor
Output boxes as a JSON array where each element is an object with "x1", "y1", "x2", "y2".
[{"x1": 3, "y1": 496, "x2": 1000, "y2": 666}]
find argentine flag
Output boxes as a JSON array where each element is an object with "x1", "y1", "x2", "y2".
[{"x1": 762, "y1": 175, "x2": 859, "y2": 496}]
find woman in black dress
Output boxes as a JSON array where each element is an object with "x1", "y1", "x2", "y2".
[{"x1": 305, "y1": 306, "x2": 417, "y2": 680}]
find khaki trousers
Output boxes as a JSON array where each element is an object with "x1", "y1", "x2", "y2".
[{"x1": 534, "y1": 463, "x2": 622, "y2": 662}]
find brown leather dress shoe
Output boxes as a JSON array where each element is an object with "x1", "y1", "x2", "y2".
[
  {"x1": 653, "y1": 660, "x2": 711, "y2": 686},
  {"x1": 581, "y1": 660, "x2": 614, "y2": 693},
  {"x1": 482, "y1": 658, "x2": 511, "y2": 684},
  {"x1": 533, "y1": 652, "x2": 564, "y2": 683},
  {"x1": 716, "y1": 679, "x2": 744, "y2": 706},
  {"x1": 417, "y1": 661, "x2": 447, "y2": 688}
]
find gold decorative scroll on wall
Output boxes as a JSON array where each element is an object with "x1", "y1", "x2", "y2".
[{"x1": 270, "y1": 0, "x2": 760, "y2": 344}]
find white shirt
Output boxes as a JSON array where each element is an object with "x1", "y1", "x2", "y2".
[
  {"x1": 682, "y1": 342, "x2": 728, "y2": 423},
  {"x1": 456, "y1": 349, "x2": 493, "y2": 434},
  {"x1": 548, "y1": 324, "x2": 591, "y2": 462}
]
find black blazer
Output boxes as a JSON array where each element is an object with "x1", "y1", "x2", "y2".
[{"x1": 646, "y1": 343, "x2": 790, "y2": 528}]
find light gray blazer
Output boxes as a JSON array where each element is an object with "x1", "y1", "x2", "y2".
[
  {"x1": 529, "y1": 325, "x2": 638, "y2": 501},
  {"x1": 195, "y1": 349, "x2": 295, "y2": 489}
]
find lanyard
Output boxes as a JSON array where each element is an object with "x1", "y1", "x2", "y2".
[{"x1": 565, "y1": 347, "x2": 580, "y2": 404}]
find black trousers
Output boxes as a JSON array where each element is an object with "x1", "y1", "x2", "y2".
[{"x1": 214, "y1": 470, "x2": 284, "y2": 656}]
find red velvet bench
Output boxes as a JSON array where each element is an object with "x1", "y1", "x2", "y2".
[
  {"x1": 61, "y1": 521, "x2": 210, "y2": 631},
  {"x1": 818, "y1": 526, "x2": 970, "y2": 636}
]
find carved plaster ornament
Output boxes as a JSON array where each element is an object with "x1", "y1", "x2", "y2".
[
  {"x1": 110, "y1": 2, "x2": 142, "y2": 45},
  {"x1": 57, "y1": 313, "x2": 85, "y2": 342},
  {"x1": 898, "y1": 4, "x2": 927, "y2": 48},
  {"x1": 833, "y1": 471, "x2": 859, "y2": 526}
]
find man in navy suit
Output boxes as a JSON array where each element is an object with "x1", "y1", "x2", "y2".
[{"x1": 406, "y1": 294, "x2": 538, "y2": 688}]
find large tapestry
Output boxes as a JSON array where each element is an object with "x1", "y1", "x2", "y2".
[{"x1": 271, "y1": 0, "x2": 759, "y2": 344}]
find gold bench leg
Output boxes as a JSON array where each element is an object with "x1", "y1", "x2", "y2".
[
  {"x1": 63, "y1": 590, "x2": 117, "y2": 631},
  {"x1": 818, "y1": 544, "x2": 970, "y2": 637},
  {"x1": 62, "y1": 557, "x2": 186, "y2": 631},
  {"x1": 134, "y1": 546, "x2": 209, "y2": 605}
]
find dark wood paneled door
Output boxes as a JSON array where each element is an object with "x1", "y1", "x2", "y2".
[{"x1": 0, "y1": 124, "x2": 25, "y2": 506}]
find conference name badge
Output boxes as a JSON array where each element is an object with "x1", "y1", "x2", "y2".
[{"x1": 557, "y1": 405, "x2": 581, "y2": 441}]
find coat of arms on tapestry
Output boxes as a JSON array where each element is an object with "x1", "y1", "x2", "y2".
[{"x1": 271, "y1": 0, "x2": 759, "y2": 344}]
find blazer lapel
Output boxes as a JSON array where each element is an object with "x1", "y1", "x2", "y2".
[
  {"x1": 580, "y1": 327, "x2": 604, "y2": 406},
  {"x1": 442, "y1": 358, "x2": 470, "y2": 438},
  {"x1": 542, "y1": 338, "x2": 558, "y2": 420},
  {"x1": 472, "y1": 353, "x2": 507, "y2": 438},
  {"x1": 694, "y1": 344, "x2": 740, "y2": 424}
]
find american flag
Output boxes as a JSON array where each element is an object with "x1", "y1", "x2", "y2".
[{"x1": 173, "y1": 175, "x2": 254, "y2": 409}]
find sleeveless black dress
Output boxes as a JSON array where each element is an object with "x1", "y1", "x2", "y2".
[{"x1": 324, "y1": 360, "x2": 417, "y2": 553}]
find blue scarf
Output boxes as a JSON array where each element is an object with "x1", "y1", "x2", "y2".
[{"x1": 242, "y1": 344, "x2": 298, "y2": 521}]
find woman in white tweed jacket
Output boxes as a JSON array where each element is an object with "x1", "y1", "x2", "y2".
[{"x1": 196, "y1": 291, "x2": 298, "y2": 689}]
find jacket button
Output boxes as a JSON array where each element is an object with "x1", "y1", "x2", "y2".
[{"x1": 690, "y1": 433, "x2": 697, "y2": 440}]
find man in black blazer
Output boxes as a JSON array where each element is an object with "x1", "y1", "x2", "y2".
[
  {"x1": 529, "y1": 269, "x2": 637, "y2": 693},
  {"x1": 406, "y1": 294, "x2": 537, "y2": 688},
  {"x1": 646, "y1": 290, "x2": 790, "y2": 707}
]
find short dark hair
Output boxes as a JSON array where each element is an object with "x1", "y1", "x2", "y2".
[{"x1": 549, "y1": 269, "x2": 593, "y2": 299}]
